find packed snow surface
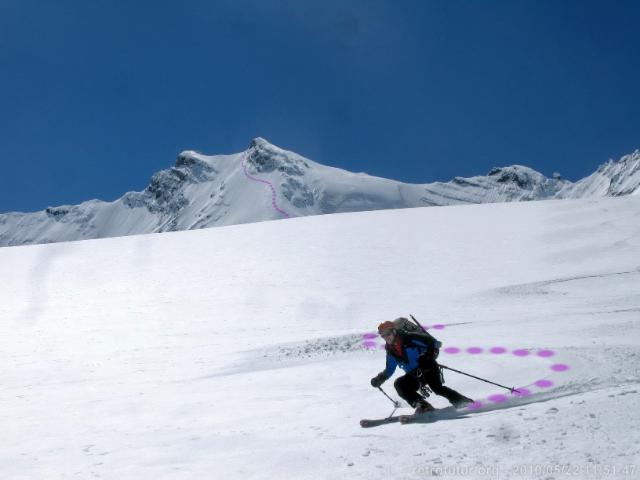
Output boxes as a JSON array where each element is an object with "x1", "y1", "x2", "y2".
[{"x1": 1, "y1": 196, "x2": 639, "y2": 479}]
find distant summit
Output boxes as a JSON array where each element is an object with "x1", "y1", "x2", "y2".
[
  {"x1": 426, "y1": 164, "x2": 569, "y2": 205},
  {"x1": 557, "y1": 150, "x2": 640, "y2": 198},
  {"x1": 0, "y1": 139, "x2": 638, "y2": 247}
]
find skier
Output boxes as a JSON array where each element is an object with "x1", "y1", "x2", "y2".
[{"x1": 370, "y1": 320, "x2": 474, "y2": 413}]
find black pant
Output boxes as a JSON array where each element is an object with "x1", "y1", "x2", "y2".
[{"x1": 394, "y1": 366, "x2": 468, "y2": 407}]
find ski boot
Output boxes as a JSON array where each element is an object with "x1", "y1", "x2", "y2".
[
  {"x1": 452, "y1": 396, "x2": 474, "y2": 409},
  {"x1": 413, "y1": 398, "x2": 435, "y2": 414}
]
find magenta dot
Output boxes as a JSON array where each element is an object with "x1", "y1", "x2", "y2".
[
  {"x1": 362, "y1": 341, "x2": 376, "y2": 349},
  {"x1": 488, "y1": 394, "x2": 508, "y2": 403},
  {"x1": 513, "y1": 388, "x2": 532, "y2": 397},
  {"x1": 513, "y1": 349, "x2": 530, "y2": 357},
  {"x1": 535, "y1": 379, "x2": 554, "y2": 388},
  {"x1": 432, "y1": 324, "x2": 445, "y2": 330},
  {"x1": 551, "y1": 363, "x2": 569, "y2": 372},
  {"x1": 444, "y1": 347, "x2": 460, "y2": 354},
  {"x1": 362, "y1": 333, "x2": 377, "y2": 340},
  {"x1": 468, "y1": 401, "x2": 483, "y2": 410},
  {"x1": 537, "y1": 349, "x2": 555, "y2": 358},
  {"x1": 490, "y1": 347, "x2": 507, "y2": 354},
  {"x1": 467, "y1": 347, "x2": 483, "y2": 354}
]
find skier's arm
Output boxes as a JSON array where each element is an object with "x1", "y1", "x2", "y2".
[
  {"x1": 383, "y1": 353, "x2": 398, "y2": 378},
  {"x1": 370, "y1": 354, "x2": 397, "y2": 387}
]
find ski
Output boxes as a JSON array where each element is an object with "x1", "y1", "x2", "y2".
[
  {"x1": 359, "y1": 416, "x2": 402, "y2": 428},
  {"x1": 399, "y1": 406, "x2": 466, "y2": 424},
  {"x1": 361, "y1": 408, "x2": 445, "y2": 427},
  {"x1": 361, "y1": 406, "x2": 471, "y2": 427}
]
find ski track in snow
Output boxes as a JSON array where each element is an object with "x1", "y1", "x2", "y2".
[
  {"x1": 195, "y1": 305, "x2": 639, "y2": 417},
  {"x1": 191, "y1": 281, "x2": 640, "y2": 430},
  {"x1": 240, "y1": 151, "x2": 292, "y2": 219},
  {"x1": 361, "y1": 323, "x2": 572, "y2": 408},
  {"x1": 197, "y1": 330, "x2": 604, "y2": 414},
  {"x1": 488, "y1": 268, "x2": 640, "y2": 297}
]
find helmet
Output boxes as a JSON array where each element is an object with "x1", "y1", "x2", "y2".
[{"x1": 377, "y1": 320, "x2": 396, "y2": 334}]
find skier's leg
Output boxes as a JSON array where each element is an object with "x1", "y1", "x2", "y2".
[
  {"x1": 422, "y1": 366, "x2": 473, "y2": 407},
  {"x1": 393, "y1": 374, "x2": 425, "y2": 407}
]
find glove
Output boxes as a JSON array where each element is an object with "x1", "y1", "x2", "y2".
[{"x1": 370, "y1": 372, "x2": 387, "y2": 388}]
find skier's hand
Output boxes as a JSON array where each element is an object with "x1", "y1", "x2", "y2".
[{"x1": 370, "y1": 373, "x2": 386, "y2": 388}]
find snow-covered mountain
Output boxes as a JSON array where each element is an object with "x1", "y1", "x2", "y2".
[
  {"x1": 557, "y1": 149, "x2": 640, "y2": 198},
  {"x1": 1, "y1": 138, "x2": 638, "y2": 247}
]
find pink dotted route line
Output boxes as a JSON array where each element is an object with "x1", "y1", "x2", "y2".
[
  {"x1": 240, "y1": 152, "x2": 291, "y2": 219},
  {"x1": 361, "y1": 323, "x2": 570, "y2": 410}
]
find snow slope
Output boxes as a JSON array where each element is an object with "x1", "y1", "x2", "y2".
[
  {"x1": 2, "y1": 138, "x2": 639, "y2": 247},
  {"x1": 1, "y1": 196, "x2": 640, "y2": 479}
]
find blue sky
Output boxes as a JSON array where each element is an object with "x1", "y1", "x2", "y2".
[{"x1": 1, "y1": 0, "x2": 639, "y2": 213}]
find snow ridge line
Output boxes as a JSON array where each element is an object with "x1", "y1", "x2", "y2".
[{"x1": 240, "y1": 152, "x2": 291, "y2": 219}]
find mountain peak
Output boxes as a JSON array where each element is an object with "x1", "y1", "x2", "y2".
[
  {"x1": 249, "y1": 137, "x2": 272, "y2": 149},
  {"x1": 246, "y1": 137, "x2": 309, "y2": 176},
  {"x1": 598, "y1": 149, "x2": 640, "y2": 196},
  {"x1": 486, "y1": 165, "x2": 551, "y2": 189}
]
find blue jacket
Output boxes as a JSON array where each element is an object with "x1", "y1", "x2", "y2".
[{"x1": 381, "y1": 333, "x2": 442, "y2": 379}]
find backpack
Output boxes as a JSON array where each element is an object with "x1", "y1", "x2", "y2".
[{"x1": 393, "y1": 316, "x2": 442, "y2": 349}]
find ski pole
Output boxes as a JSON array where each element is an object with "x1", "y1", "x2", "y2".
[
  {"x1": 378, "y1": 387, "x2": 401, "y2": 408},
  {"x1": 410, "y1": 314, "x2": 520, "y2": 394},
  {"x1": 439, "y1": 364, "x2": 520, "y2": 394},
  {"x1": 409, "y1": 314, "x2": 427, "y2": 333}
]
